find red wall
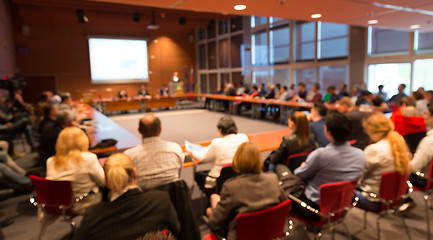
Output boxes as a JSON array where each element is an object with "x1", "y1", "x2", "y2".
[{"x1": 13, "y1": 3, "x2": 197, "y2": 100}]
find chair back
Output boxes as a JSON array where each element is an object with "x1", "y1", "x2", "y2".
[
  {"x1": 285, "y1": 152, "x2": 311, "y2": 172},
  {"x1": 30, "y1": 175, "x2": 75, "y2": 216},
  {"x1": 379, "y1": 172, "x2": 410, "y2": 210},
  {"x1": 404, "y1": 131, "x2": 426, "y2": 153},
  {"x1": 319, "y1": 180, "x2": 357, "y2": 222},
  {"x1": 235, "y1": 200, "x2": 292, "y2": 240},
  {"x1": 216, "y1": 164, "x2": 238, "y2": 194},
  {"x1": 425, "y1": 159, "x2": 433, "y2": 190}
]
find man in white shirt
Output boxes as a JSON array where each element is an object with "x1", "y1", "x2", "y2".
[
  {"x1": 124, "y1": 114, "x2": 184, "y2": 189},
  {"x1": 188, "y1": 116, "x2": 248, "y2": 192},
  {"x1": 410, "y1": 104, "x2": 433, "y2": 188}
]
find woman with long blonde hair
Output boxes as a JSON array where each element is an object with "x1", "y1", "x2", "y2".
[
  {"x1": 46, "y1": 127, "x2": 105, "y2": 214},
  {"x1": 73, "y1": 153, "x2": 180, "y2": 240},
  {"x1": 265, "y1": 111, "x2": 316, "y2": 171},
  {"x1": 354, "y1": 112, "x2": 411, "y2": 211}
]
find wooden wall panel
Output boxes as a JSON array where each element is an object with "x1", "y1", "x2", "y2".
[
  {"x1": 0, "y1": 0, "x2": 15, "y2": 77},
  {"x1": 14, "y1": 3, "x2": 197, "y2": 101}
]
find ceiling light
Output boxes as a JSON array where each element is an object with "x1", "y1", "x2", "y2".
[
  {"x1": 234, "y1": 4, "x2": 247, "y2": 11},
  {"x1": 410, "y1": 24, "x2": 420, "y2": 29},
  {"x1": 311, "y1": 13, "x2": 322, "y2": 19},
  {"x1": 368, "y1": 19, "x2": 379, "y2": 24}
]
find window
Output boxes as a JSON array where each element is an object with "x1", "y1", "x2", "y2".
[
  {"x1": 200, "y1": 74, "x2": 208, "y2": 93},
  {"x1": 318, "y1": 22, "x2": 348, "y2": 59},
  {"x1": 270, "y1": 17, "x2": 285, "y2": 24},
  {"x1": 230, "y1": 16, "x2": 243, "y2": 32},
  {"x1": 270, "y1": 24, "x2": 290, "y2": 65},
  {"x1": 252, "y1": 30, "x2": 268, "y2": 66},
  {"x1": 198, "y1": 29, "x2": 206, "y2": 41},
  {"x1": 207, "y1": 20, "x2": 216, "y2": 39},
  {"x1": 198, "y1": 44, "x2": 206, "y2": 69},
  {"x1": 251, "y1": 16, "x2": 267, "y2": 28},
  {"x1": 413, "y1": 59, "x2": 433, "y2": 91},
  {"x1": 415, "y1": 31, "x2": 433, "y2": 53},
  {"x1": 294, "y1": 68, "x2": 316, "y2": 91},
  {"x1": 208, "y1": 41, "x2": 217, "y2": 69},
  {"x1": 219, "y1": 20, "x2": 228, "y2": 35},
  {"x1": 294, "y1": 21, "x2": 316, "y2": 61},
  {"x1": 231, "y1": 34, "x2": 243, "y2": 68},
  {"x1": 367, "y1": 63, "x2": 411, "y2": 97},
  {"x1": 270, "y1": 69, "x2": 289, "y2": 86},
  {"x1": 219, "y1": 39, "x2": 229, "y2": 68},
  {"x1": 368, "y1": 27, "x2": 409, "y2": 55},
  {"x1": 319, "y1": 65, "x2": 348, "y2": 94},
  {"x1": 252, "y1": 70, "x2": 269, "y2": 85}
]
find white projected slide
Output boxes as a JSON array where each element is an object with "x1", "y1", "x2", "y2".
[{"x1": 88, "y1": 38, "x2": 149, "y2": 84}]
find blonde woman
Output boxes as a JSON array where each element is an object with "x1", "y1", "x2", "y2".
[
  {"x1": 207, "y1": 142, "x2": 285, "y2": 239},
  {"x1": 266, "y1": 111, "x2": 316, "y2": 171},
  {"x1": 46, "y1": 127, "x2": 105, "y2": 214},
  {"x1": 73, "y1": 153, "x2": 180, "y2": 240},
  {"x1": 354, "y1": 112, "x2": 411, "y2": 211}
]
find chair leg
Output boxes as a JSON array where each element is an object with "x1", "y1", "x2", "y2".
[
  {"x1": 425, "y1": 195, "x2": 431, "y2": 240},
  {"x1": 343, "y1": 223, "x2": 352, "y2": 240},
  {"x1": 351, "y1": 210, "x2": 368, "y2": 236},
  {"x1": 376, "y1": 214, "x2": 384, "y2": 240},
  {"x1": 38, "y1": 221, "x2": 49, "y2": 240},
  {"x1": 397, "y1": 212, "x2": 411, "y2": 240}
]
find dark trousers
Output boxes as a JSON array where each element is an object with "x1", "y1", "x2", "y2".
[
  {"x1": 290, "y1": 194, "x2": 321, "y2": 222},
  {"x1": 410, "y1": 173, "x2": 428, "y2": 188},
  {"x1": 194, "y1": 170, "x2": 215, "y2": 197}
]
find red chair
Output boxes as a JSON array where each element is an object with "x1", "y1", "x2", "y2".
[
  {"x1": 285, "y1": 151, "x2": 311, "y2": 172},
  {"x1": 412, "y1": 159, "x2": 433, "y2": 240},
  {"x1": 29, "y1": 175, "x2": 89, "y2": 240},
  {"x1": 353, "y1": 172, "x2": 413, "y2": 240},
  {"x1": 205, "y1": 200, "x2": 292, "y2": 240},
  {"x1": 288, "y1": 180, "x2": 358, "y2": 239}
]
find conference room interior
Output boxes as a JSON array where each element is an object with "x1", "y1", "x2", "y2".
[{"x1": 1, "y1": 0, "x2": 433, "y2": 239}]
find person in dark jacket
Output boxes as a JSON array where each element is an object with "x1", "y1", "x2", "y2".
[
  {"x1": 265, "y1": 111, "x2": 317, "y2": 171},
  {"x1": 73, "y1": 153, "x2": 180, "y2": 240}
]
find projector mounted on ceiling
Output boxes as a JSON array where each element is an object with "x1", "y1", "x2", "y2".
[{"x1": 147, "y1": 11, "x2": 159, "y2": 30}]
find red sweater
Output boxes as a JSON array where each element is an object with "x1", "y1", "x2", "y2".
[{"x1": 390, "y1": 109, "x2": 426, "y2": 136}]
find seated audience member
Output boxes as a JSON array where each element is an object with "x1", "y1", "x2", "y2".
[
  {"x1": 350, "y1": 86, "x2": 360, "y2": 105},
  {"x1": 248, "y1": 85, "x2": 259, "y2": 98},
  {"x1": 257, "y1": 83, "x2": 267, "y2": 98},
  {"x1": 188, "y1": 116, "x2": 248, "y2": 191},
  {"x1": 265, "y1": 84, "x2": 276, "y2": 99},
  {"x1": 413, "y1": 90, "x2": 428, "y2": 113},
  {"x1": 323, "y1": 86, "x2": 340, "y2": 104},
  {"x1": 13, "y1": 89, "x2": 31, "y2": 113},
  {"x1": 275, "y1": 86, "x2": 288, "y2": 102},
  {"x1": 410, "y1": 104, "x2": 433, "y2": 188},
  {"x1": 376, "y1": 84, "x2": 387, "y2": 101},
  {"x1": 297, "y1": 83, "x2": 307, "y2": 101},
  {"x1": 40, "y1": 110, "x2": 76, "y2": 164},
  {"x1": 309, "y1": 83, "x2": 323, "y2": 103},
  {"x1": 309, "y1": 102, "x2": 329, "y2": 148},
  {"x1": 207, "y1": 142, "x2": 285, "y2": 239},
  {"x1": 124, "y1": 114, "x2": 184, "y2": 189},
  {"x1": 291, "y1": 111, "x2": 365, "y2": 221},
  {"x1": 354, "y1": 112, "x2": 411, "y2": 211},
  {"x1": 286, "y1": 83, "x2": 296, "y2": 100},
  {"x1": 46, "y1": 127, "x2": 105, "y2": 214},
  {"x1": 159, "y1": 84, "x2": 169, "y2": 97},
  {"x1": 39, "y1": 102, "x2": 58, "y2": 133},
  {"x1": 388, "y1": 83, "x2": 407, "y2": 105},
  {"x1": 0, "y1": 98, "x2": 36, "y2": 154},
  {"x1": 337, "y1": 97, "x2": 371, "y2": 149},
  {"x1": 0, "y1": 141, "x2": 31, "y2": 193},
  {"x1": 224, "y1": 83, "x2": 236, "y2": 96},
  {"x1": 339, "y1": 84, "x2": 349, "y2": 98},
  {"x1": 390, "y1": 96, "x2": 426, "y2": 137},
  {"x1": 355, "y1": 91, "x2": 388, "y2": 112},
  {"x1": 73, "y1": 153, "x2": 180, "y2": 240},
  {"x1": 274, "y1": 83, "x2": 282, "y2": 99},
  {"x1": 58, "y1": 92, "x2": 73, "y2": 111},
  {"x1": 235, "y1": 83, "x2": 245, "y2": 96},
  {"x1": 117, "y1": 88, "x2": 128, "y2": 98},
  {"x1": 137, "y1": 85, "x2": 150, "y2": 97},
  {"x1": 265, "y1": 111, "x2": 316, "y2": 171},
  {"x1": 426, "y1": 90, "x2": 433, "y2": 105}
]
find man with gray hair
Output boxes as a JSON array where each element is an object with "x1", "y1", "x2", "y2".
[
  {"x1": 39, "y1": 109, "x2": 76, "y2": 166},
  {"x1": 124, "y1": 114, "x2": 184, "y2": 189}
]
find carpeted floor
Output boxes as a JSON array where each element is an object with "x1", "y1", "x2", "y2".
[{"x1": 1, "y1": 109, "x2": 433, "y2": 240}]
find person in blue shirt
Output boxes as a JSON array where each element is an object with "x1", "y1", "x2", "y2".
[{"x1": 309, "y1": 102, "x2": 329, "y2": 148}]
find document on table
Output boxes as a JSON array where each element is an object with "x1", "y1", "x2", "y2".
[{"x1": 185, "y1": 140, "x2": 206, "y2": 159}]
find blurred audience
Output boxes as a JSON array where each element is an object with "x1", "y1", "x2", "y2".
[
  {"x1": 390, "y1": 97, "x2": 426, "y2": 137},
  {"x1": 309, "y1": 102, "x2": 329, "y2": 148}
]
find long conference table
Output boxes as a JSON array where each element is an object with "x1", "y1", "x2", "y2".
[{"x1": 79, "y1": 103, "x2": 291, "y2": 168}]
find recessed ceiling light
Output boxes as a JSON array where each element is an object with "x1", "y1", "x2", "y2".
[
  {"x1": 410, "y1": 24, "x2": 420, "y2": 29},
  {"x1": 234, "y1": 4, "x2": 247, "y2": 11},
  {"x1": 311, "y1": 13, "x2": 322, "y2": 19},
  {"x1": 368, "y1": 19, "x2": 379, "y2": 25}
]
